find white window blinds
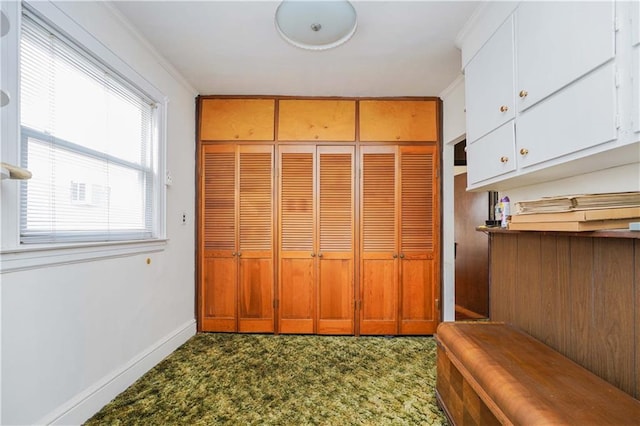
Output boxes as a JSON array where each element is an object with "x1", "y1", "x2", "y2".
[{"x1": 20, "y1": 12, "x2": 157, "y2": 243}]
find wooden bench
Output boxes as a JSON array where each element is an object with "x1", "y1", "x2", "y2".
[{"x1": 435, "y1": 322, "x2": 640, "y2": 425}]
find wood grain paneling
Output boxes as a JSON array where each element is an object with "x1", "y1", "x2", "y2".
[
  {"x1": 592, "y1": 239, "x2": 634, "y2": 394},
  {"x1": 489, "y1": 233, "x2": 517, "y2": 322},
  {"x1": 202, "y1": 256, "x2": 237, "y2": 332},
  {"x1": 453, "y1": 173, "x2": 489, "y2": 318},
  {"x1": 278, "y1": 99, "x2": 356, "y2": 141},
  {"x1": 489, "y1": 232, "x2": 639, "y2": 398},
  {"x1": 636, "y1": 240, "x2": 640, "y2": 398},
  {"x1": 359, "y1": 100, "x2": 438, "y2": 141},
  {"x1": 200, "y1": 99, "x2": 275, "y2": 141}
]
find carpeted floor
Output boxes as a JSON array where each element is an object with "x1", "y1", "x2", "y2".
[{"x1": 85, "y1": 333, "x2": 448, "y2": 425}]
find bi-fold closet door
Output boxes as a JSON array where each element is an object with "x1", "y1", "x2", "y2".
[
  {"x1": 278, "y1": 145, "x2": 355, "y2": 335},
  {"x1": 200, "y1": 144, "x2": 275, "y2": 333},
  {"x1": 360, "y1": 144, "x2": 439, "y2": 335}
]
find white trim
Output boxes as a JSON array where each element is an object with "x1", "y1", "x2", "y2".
[
  {"x1": 438, "y1": 74, "x2": 465, "y2": 100},
  {"x1": 0, "y1": 239, "x2": 168, "y2": 273},
  {"x1": 38, "y1": 319, "x2": 197, "y2": 426}
]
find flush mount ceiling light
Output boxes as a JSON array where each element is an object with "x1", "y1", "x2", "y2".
[{"x1": 275, "y1": 0, "x2": 358, "y2": 51}]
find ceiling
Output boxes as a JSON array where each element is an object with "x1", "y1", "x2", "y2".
[{"x1": 111, "y1": 1, "x2": 480, "y2": 97}]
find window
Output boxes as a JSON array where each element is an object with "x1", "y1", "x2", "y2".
[{"x1": 19, "y1": 11, "x2": 159, "y2": 244}]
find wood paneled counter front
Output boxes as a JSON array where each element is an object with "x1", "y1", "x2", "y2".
[
  {"x1": 481, "y1": 227, "x2": 640, "y2": 398},
  {"x1": 197, "y1": 96, "x2": 441, "y2": 336}
]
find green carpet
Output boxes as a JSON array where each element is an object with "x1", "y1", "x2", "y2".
[{"x1": 85, "y1": 333, "x2": 448, "y2": 425}]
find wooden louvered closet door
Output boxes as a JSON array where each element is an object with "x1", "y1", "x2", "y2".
[
  {"x1": 238, "y1": 146, "x2": 274, "y2": 332},
  {"x1": 278, "y1": 146, "x2": 316, "y2": 333},
  {"x1": 201, "y1": 145, "x2": 237, "y2": 332},
  {"x1": 317, "y1": 146, "x2": 355, "y2": 335},
  {"x1": 360, "y1": 146, "x2": 399, "y2": 335},
  {"x1": 399, "y1": 145, "x2": 439, "y2": 335},
  {"x1": 200, "y1": 144, "x2": 274, "y2": 333}
]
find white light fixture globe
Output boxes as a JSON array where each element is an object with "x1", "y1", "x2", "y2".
[{"x1": 275, "y1": 0, "x2": 358, "y2": 51}]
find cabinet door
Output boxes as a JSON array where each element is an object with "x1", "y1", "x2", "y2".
[
  {"x1": 279, "y1": 146, "x2": 316, "y2": 333},
  {"x1": 466, "y1": 121, "x2": 516, "y2": 185},
  {"x1": 200, "y1": 99, "x2": 275, "y2": 141},
  {"x1": 398, "y1": 145, "x2": 439, "y2": 335},
  {"x1": 359, "y1": 100, "x2": 438, "y2": 142},
  {"x1": 517, "y1": 63, "x2": 618, "y2": 168},
  {"x1": 278, "y1": 100, "x2": 356, "y2": 141},
  {"x1": 317, "y1": 146, "x2": 355, "y2": 335},
  {"x1": 201, "y1": 145, "x2": 237, "y2": 332},
  {"x1": 464, "y1": 16, "x2": 515, "y2": 143},
  {"x1": 516, "y1": 1, "x2": 615, "y2": 112},
  {"x1": 360, "y1": 146, "x2": 399, "y2": 335},
  {"x1": 238, "y1": 146, "x2": 274, "y2": 332}
]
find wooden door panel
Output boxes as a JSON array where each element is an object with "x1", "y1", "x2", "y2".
[
  {"x1": 318, "y1": 146, "x2": 355, "y2": 335},
  {"x1": 360, "y1": 146, "x2": 398, "y2": 335},
  {"x1": 359, "y1": 100, "x2": 438, "y2": 141},
  {"x1": 399, "y1": 145, "x2": 439, "y2": 334},
  {"x1": 279, "y1": 258, "x2": 315, "y2": 333},
  {"x1": 360, "y1": 258, "x2": 398, "y2": 335},
  {"x1": 200, "y1": 99, "x2": 275, "y2": 141},
  {"x1": 238, "y1": 258, "x2": 273, "y2": 332},
  {"x1": 238, "y1": 146, "x2": 274, "y2": 332},
  {"x1": 201, "y1": 145, "x2": 237, "y2": 332},
  {"x1": 278, "y1": 99, "x2": 356, "y2": 141},
  {"x1": 202, "y1": 256, "x2": 237, "y2": 332},
  {"x1": 279, "y1": 147, "x2": 316, "y2": 333},
  {"x1": 318, "y1": 258, "x2": 354, "y2": 334},
  {"x1": 400, "y1": 258, "x2": 437, "y2": 334}
]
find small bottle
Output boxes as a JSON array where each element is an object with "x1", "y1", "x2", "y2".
[{"x1": 500, "y1": 196, "x2": 510, "y2": 228}]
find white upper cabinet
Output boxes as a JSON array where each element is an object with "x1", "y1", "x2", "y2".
[
  {"x1": 460, "y1": 0, "x2": 638, "y2": 191},
  {"x1": 465, "y1": 16, "x2": 515, "y2": 143},
  {"x1": 516, "y1": 1, "x2": 616, "y2": 112}
]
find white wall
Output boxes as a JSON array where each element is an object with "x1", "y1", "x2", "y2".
[
  {"x1": 1, "y1": 2, "x2": 197, "y2": 424},
  {"x1": 440, "y1": 75, "x2": 466, "y2": 323}
]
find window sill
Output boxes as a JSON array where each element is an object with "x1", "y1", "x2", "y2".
[{"x1": 0, "y1": 239, "x2": 168, "y2": 273}]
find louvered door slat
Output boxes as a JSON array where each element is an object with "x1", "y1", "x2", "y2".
[
  {"x1": 401, "y1": 152, "x2": 434, "y2": 252},
  {"x1": 281, "y1": 153, "x2": 314, "y2": 251},
  {"x1": 239, "y1": 151, "x2": 273, "y2": 251},
  {"x1": 203, "y1": 149, "x2": 235, "y2": 251},
  {"x1": 362, "y1": 153, "x2": 396, "y2": 252},
  {"x1": 319, "y1": 152, "x2": 353, "y2": 252}
]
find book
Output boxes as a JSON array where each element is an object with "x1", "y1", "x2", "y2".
[
  {"x1": 508, "y1": 218, "x2": 640, "y2": 232},
  {"x1": 515, "y1": 192, "x2": 640, "y2": 214},
  {"x1": 510, "y1": 206, "x2": 640, "y2": 223}
]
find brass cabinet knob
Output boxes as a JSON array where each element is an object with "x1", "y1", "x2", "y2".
[
  {"x1": 520, "y1": 148, "x2": 529, "y2": 155},
  {"x1": 399, "y1": 253, "x2": 405, "y2": 259},
  {"x1": 500, "y1": 156, "x2": 509, "y2": 163},
  {"x1": 311, "y1": 253, "x2": 316, "y2": 257},
  {"x1": 318, "y1": 253, "x2": 323, "y2": 258},
  {"x1": 500, "y1": 105, "x2": 509, "y2": 112},
  {"x1": 232, "y1": 252, "x2": 236, "y2": 256},
  {"x1": 393, "y1": 254, "x2": 398, "y2": 259},
  {"x1": 519, "y1": 90, "x2": 528, "y2": 98},
  {"x1": 237, "y1": 252, "x2": 242, "y2": 257}
]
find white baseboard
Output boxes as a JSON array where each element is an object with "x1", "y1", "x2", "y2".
[{"x1": 39, "y1": 319, "x2": 197, "y2": 425}]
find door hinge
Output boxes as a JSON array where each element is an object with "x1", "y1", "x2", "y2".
[
  {"x1": 614, "y1": 68, "x2": 621, "y2": 88},
  {"x1": 435, "y1": 298, "x2": 441, "y2": 310}
]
